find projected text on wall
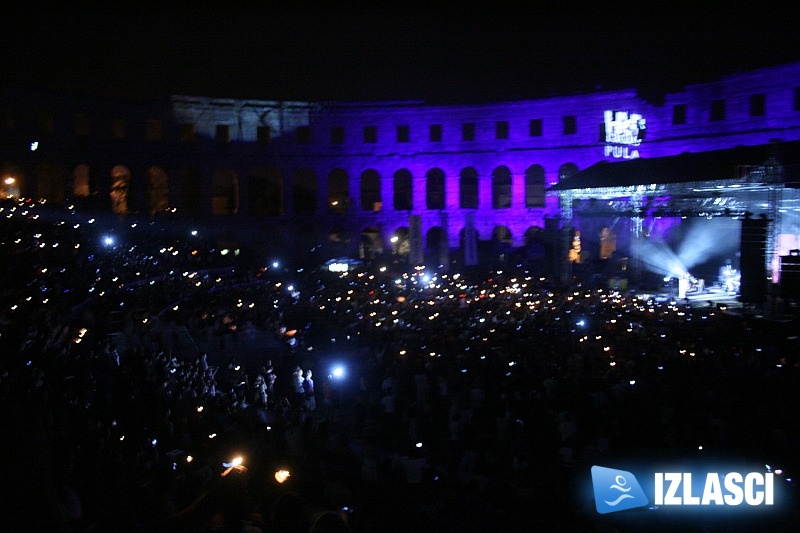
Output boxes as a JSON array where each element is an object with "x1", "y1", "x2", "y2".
[{"x1": 603, "y1": 110, "x2": 646, "y2": 159}]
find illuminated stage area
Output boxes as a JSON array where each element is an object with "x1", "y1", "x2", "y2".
[
  {"x1": 635, "y1": 281, "x2": 743, "y2": 311},
  {"x1": 553, "y1": 142, "x2": 800, "y2": 308}
]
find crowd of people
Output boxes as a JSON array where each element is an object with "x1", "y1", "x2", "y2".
[{"x1": 2, "y1": 201, "x2": 800, "y2": 532}]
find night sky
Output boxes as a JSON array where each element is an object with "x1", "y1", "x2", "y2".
[{"x1": 6, "y1": 4, "x2": 800, "y2": 103}]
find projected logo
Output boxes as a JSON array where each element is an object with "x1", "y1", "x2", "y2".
[
  {"x1": 591, "y1": 465, "x2": 649, "y2": 514},
  {"x1": 602, "y1": 110, "x2": 645, "y2": 159}
]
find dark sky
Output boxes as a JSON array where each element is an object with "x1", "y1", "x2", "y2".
[{"x1": 6, "y1": 4, "x2": 800, "y2": 104}]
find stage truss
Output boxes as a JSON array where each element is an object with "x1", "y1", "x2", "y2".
[{"x1": 551, "y1": 162, "x2": 800, "y2": 298}]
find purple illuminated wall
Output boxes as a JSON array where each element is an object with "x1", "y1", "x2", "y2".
[
  {"x1": 4, "y1": 61, "x2": 800, "y2": 269},
  {"x1": 293, "y1": 62, "x2": 800, "y2": 259}
]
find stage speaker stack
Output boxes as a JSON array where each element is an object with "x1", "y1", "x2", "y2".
[
  {"x1": 544, "y1": 217, "x2": 562, "y2": 278},
  {"x1": 781, "y1": 251, "x2": 800, "y2": 302},
  {"x1": 739, "y1": 217, "x2": 768, "y2": 303}
]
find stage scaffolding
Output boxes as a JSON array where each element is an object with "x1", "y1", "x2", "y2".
[{"x1": 550, "y1": 159, "x2": 800, "y2": 306}]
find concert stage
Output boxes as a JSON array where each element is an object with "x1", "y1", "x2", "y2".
[{"x1": 633, "y1": 284, "x2": 743, "y2": 310}]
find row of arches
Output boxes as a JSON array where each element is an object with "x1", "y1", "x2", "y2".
[
  {"x1": 333, "y1": 163, "x2": 579, "y2": 214},
  {"x1": 2, "y1": 161, "x2": 581, "y2": 218},
  {"x1": 354, "y1": 224, "x2": 552, "y2": 259}
]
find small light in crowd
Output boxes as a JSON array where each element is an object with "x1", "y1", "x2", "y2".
[
  {"x1": 221, "y1": 456, "x2": 246, "y2": 477},
  {"x1": 222, "y1": 456, "x2": 243, "y2": 468},
  {"x1": 186, "y1": 455, "x2": 193, "y2": 463},
  {"x1": 415, "y1": 442, "x2": 422, "y2": 448},
  {"x1": 209, "y1": 433, "x2": 217, "y2": 439},
  {"x1": 698, "y1": 445, "x2": 703, "y2": 450},
  {"x1": 274, "y1": 469, "x2": 291, "y2": 483},
  {"x1": 196, "y1": 406, "x2": 204, "y2": 412},
  {"x1": 629, "y1": 380, "x2": 635, "y2": 385}
]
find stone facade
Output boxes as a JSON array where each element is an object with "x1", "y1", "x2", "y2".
[{"x1": 2, "y1": 62, "x2": 800, "y2": 266}]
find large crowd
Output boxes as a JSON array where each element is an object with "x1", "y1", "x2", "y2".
[{"x1": 1, "y1": 200, "x2": 799, "y2": 532}]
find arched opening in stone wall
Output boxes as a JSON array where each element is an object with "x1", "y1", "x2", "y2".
[
  {"x1": 250, "y1": 167, "x2": 284, "y2": 217},
  {"x1": 248, "y1": 171, "x2": 268, "y2": 217},
  {"x1": 459, "y1": 226, "x2": 481, "y2": 265},
  {"x1": 360, "y1": 170, "x2": 382, "y2": 212},
  {"x1": 294, "y1": 222, "x2": 319, "y2": 263},
  {"x1": 328, "y1": 168, "x2": 350, "y2": 214},
  {"x1": 211, "y1": 169, "x2": 239, "y2": 215},
  {"x1": 36, "y1": 163, "x2": 67, "y2": 206},
  {"x1": 460, "y1": 167, "x2": 479, "y2": 209},
  {"x1": 426, "y1": 168, "x2": 445, "y2": 210},
  {"x1": 559, "y1": 162, "x2": 579, "y2": 182},
  {"x1": 492, "y1": 225, "x2": 514, "y2": 261},
  {"x1": 391, "y1": 226, "x2": 410, "y2": 260},
  {"x1": 146, "y1": 166, "x2": 170, "y2": 215},
  {"x1": 425, "y1": 225, "x2": 447, "y2": 265},
  {"x1": 1, "y1": 163, "x2": 24, "y2": 199},
  {"x1": 524, "y1": 225, "x2": 547, "y2": 267},
  {"x1": 524, "y1": 225, "x2": 545, "y2": 247},
  {"x1": 525, "y1": 164, "x2": 546, "y2": 208},
  {"x1": 327, "y1": 224, "x2": 351, "y2": 257},
  {"x1": 179, "y1": 167, "x2": 204, "y2": 218},
  {"x1": 291, "y1": 168, "x2": 317, "y2": 215},
  {"x1": 256, "y1": 166, "x2": 284, "y2": 217},
  {"x1": 110, "y1": 164, "x2": 132, "y2": 216},
  {"x1": 393, "y1": 169, "x2": 413, "y2": 211},
  {"x1": 492, "y1": 166, "x2": 512, "y2": 209},
  {"x1": 73, "y1": 163, "x2": 91, "y2": 199},
  {"x1": 359, "y1": 226, "x2": 383, "y2": 259}
]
